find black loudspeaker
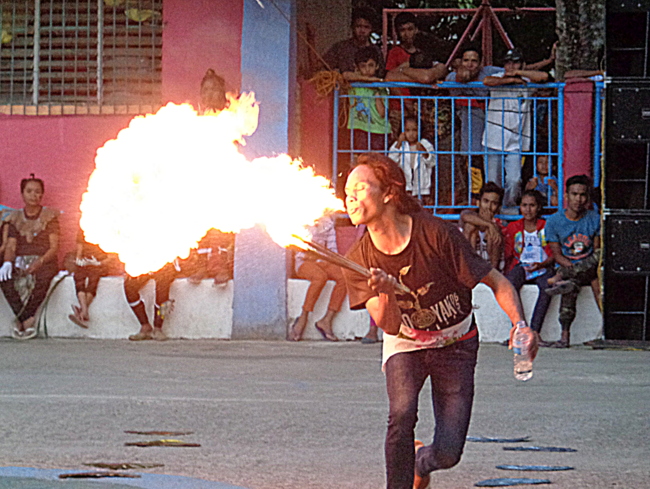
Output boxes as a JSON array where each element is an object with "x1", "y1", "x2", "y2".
[
  {"x1": 604, "y1": 2, "x2": 650, "y2": 341},
  {"x1": 605, "y1": 81, "x2": 650, "y2": 211},
  {"x1": 607, "y1": 82, "x2": 650, "y2": 141},
  {"x1": 605, "y1": 214, "x2": 650, "y2": 273},
  {"x1": 607, "y1": 0, "x2": 650, "y2": 12},
  {"x1": 603, "y1": 213, "x2": 650, "y2": 341},
  {"x1": 606, "y1": 6, "x2": 649, "y2": 77}
]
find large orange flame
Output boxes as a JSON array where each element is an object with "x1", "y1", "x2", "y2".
[{"x1": 80, "y1": 93, "x2": 343, "y2": 276}]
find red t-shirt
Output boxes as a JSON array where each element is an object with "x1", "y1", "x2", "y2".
[{"x1": 386, "y1": 46, "x2": 414, "y2": 113}]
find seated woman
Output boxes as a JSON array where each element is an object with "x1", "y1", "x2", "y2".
[
  {"x1": 289, "y1": 214, "x2": 346, "y2": 342},
  {"x1": 0, "y1": 175, "x2": 60, "y2": 339},
  {"x1": 503, "y1": 190, "x2": 555, "y2": 339},
  {"x1": 199, "y1": 68, "x2": 227, "y2": 113}
]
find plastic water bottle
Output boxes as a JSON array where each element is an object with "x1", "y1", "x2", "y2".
[{"x1": 513, "y1": 321, "x2": 533, "y2": 381}]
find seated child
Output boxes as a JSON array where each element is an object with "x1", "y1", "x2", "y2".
[
  {"x1": 68, "y1": 229, "x2": 114, "y2": 328},
  {"x1": 460, "y1": 182, "x2": 506, "y2": 271},
  {"x1": 388, "y1": 116, "x2": 435, "y2": 205},
  {"x1": 525, "y1": 154, "x2": 558, "y2": 207}
]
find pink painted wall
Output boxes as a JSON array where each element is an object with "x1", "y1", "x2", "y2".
[
  {"x1": 0, "y1": 0, "x2": 244, "y2": 261},
  {"x1": 0, "y1": 115, "x2": 133, "y2": 258},
  {"x1": 162, "y1": 0, "x2": 243, "y2": 105}
]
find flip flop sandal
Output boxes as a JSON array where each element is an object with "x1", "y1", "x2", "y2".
[
  {"x1": 129, "y1": 331, "x2": 153, "y2": 341},
  {"x1": 315, "y1": 323, "x2": 338, "y2": 342},
  {"x1": 22, "y1": 327, "x2": 37, "y2": 340},
  {"x1": 287, "y1": 318, "x2": 303, "y2": 341},
  {"x1": 68, "y1": 313, "x2": 89, "y2": 329}
]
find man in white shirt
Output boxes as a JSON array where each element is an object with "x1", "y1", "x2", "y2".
[{"x1": 483, "y1": 49, "x2": 549, "y2": 208}]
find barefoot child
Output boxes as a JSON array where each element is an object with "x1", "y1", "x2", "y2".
[{"x1": 69, "y1": 229, "x2": 110, "y2": 328}]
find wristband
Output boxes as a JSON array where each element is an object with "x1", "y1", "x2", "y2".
[{"x1": 515, "y1": 321, "x2": 528, "y2": 329}]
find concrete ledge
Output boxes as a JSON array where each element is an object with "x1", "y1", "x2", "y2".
[
  {"x1": 0, "y1": 274, "x2": 233, "y2": 339},
  {"x1": 0, "y1": 276, "x2": 602, "y2": 344},
  {"x1": 472, "y1": 283, "x2": 603, "y2": 344},
  {"x1": 287, "y1": 279, "x2": 372, "y2": 341}
]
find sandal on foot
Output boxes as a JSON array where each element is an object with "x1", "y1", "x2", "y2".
[
  {"x1": 151, "y1": 328, "x2": 168, "y2": 341},
  {"x1": 68, "y1": 313, "x2": 89, "y2": 329},
  {"x1": 551, "y1": 339, "x2": 570, "y2": 348},
  {"x1": 287, "y1": 318, "x2": 302, "y2": 342},
  {"x1": 545, "y1": 280, "x2": 577, "y2": 296},
  {"x1": 129, "y1": 331, "x2": 153, "y2": 341},
  {"x1": 315, "y1": 323, "x2": 338, "y2": 342},
  {"x1": 22, "y1": 327, "x2": 37, "y2": 340}
]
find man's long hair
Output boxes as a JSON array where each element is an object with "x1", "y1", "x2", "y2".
[{"x1": 353, "y1": 153, "x2": 423, "y2": 215}]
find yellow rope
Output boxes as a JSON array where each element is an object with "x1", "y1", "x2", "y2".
[
  {"x1": 308, "y1": 70, "x2": 347, "y2": 97},
  {"x1": 308, "y1": 70, "x2": 351, "y2": 128}
]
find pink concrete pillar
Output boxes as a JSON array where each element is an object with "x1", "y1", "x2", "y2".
[{"x1": 562, "y1": 78, "x2": 594, "y2": 190}]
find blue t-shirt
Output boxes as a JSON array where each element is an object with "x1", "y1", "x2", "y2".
[{"x1": 545, "y1": 209, "x2": 600, "y2": 263}]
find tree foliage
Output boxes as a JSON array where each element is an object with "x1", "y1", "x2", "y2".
[{"x1": 355, "y1": 0, "x2": 557, "y2": 65}]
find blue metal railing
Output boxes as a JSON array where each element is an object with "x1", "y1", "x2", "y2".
[{"x1": 333, "y1": 80, "x2": 604, "y2": 221}]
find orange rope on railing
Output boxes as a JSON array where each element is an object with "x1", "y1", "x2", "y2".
[{"x1": 308, "y1": 70, "x2": 351, "y2": 128}]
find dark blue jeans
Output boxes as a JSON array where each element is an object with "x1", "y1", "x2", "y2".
[
  {"x1": 384, "y1": 333, "x2": 479, "y2": 489},
  {"x1": 506, "y1": 264, "x2": 554, "y2": 333}
]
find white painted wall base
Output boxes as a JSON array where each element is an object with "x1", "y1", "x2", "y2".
[
  {"x1": 472, "y1": 283, "x2": 603, "y2": 344},
  {"x1": 0, "y1": 276, "x2": 602, "y2": 344},
  {"x1": 286, "y1": 279, "x2": 374, "y2": 341},
  {"x1": 0, "y1": 274, "x2": 233, "y2": 340}
]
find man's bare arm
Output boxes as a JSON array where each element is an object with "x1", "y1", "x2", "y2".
[
  {"x1": 386, "y1": 62, "x2": 448, "y2": 84},
  {"x1": 364, "y1": 268, "x2": 402, "y2": 335},
  {"x1": 481, "y1": 268, "x2": 538, "y2": 359},
  {"x1": 549, "y1": 241, "x2": 573, "y2": 268}
]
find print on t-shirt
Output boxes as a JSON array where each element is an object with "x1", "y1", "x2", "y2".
[
  {"x1": 395, "y1": 265, "x2": 463, "y2": 332},
  {"x1": 563, "y1": 232, "x2": 592, "y2": 261}
]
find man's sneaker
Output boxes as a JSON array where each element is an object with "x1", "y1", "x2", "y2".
[
  {"x1": 545, "y1": 280, "x2": 578, "y2": 296},
  {"x1": 414, "y1": 440, "x2": 430, "y2": 489}
]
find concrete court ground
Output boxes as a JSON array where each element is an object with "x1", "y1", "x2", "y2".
[{"x1": 0, "y1": 338, "x2": 648, "y2": 489}]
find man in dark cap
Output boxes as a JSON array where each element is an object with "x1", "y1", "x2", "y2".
[{"x1": 482, "y1": 48, "x2": 549, "y2": 209}]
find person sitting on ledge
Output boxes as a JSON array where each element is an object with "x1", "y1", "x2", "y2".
[
  {"x1": 543, "y1": 174, "x2": 601, "y2": 348},
  {"x1": 0, "y1": 175, "x2": 59, "y2": 340},
  {"x1": 124, "y1": 261, "x2": 181, "y2": 342},
  {"x1": 289, "y1": 214, "x2": 346, "y2": 342}
]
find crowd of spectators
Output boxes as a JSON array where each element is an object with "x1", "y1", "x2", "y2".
[
  {"x1": 0, "y1": 175, "x2": 234, "y2": 341},
  {"x1": 458, "y1": 177, "x2": 601, "y2": 348},
  {"x1": 0, "y1": 10, "x2": 602, "y2": 348},
  {"x1": 322, "y1": 8, "x2": 563, "y2": 213}
]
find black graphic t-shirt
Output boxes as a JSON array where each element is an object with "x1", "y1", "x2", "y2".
[{"x1": 345, "y1": 212, "x2": 492, "y2": 363}]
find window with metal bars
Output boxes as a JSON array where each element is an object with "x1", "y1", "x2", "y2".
[{"x1": 0, "y1": 0, "x2": 162, "y2": 115}]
